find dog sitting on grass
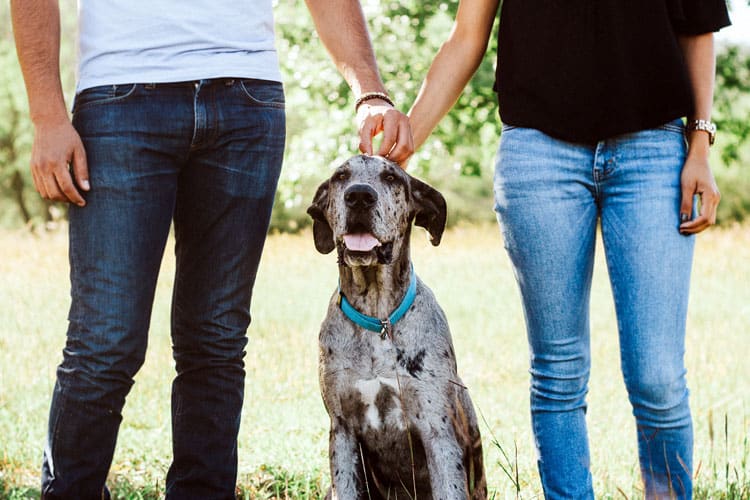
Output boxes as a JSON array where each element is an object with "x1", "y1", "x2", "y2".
[{"x1": 307, "y1": 155, "x2": 487, "y2": 500}]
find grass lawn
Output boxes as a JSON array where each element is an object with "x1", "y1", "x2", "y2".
[{"x1": 1, "y1": 224, "x2": 748, "y2": 499}]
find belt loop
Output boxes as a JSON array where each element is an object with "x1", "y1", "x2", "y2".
[
  {"x1": 225, "y1": 79, "x2": 235, "y2": 87},
  {"x1": 145, "y1": 83, "x2": 156, "y2": 90}
]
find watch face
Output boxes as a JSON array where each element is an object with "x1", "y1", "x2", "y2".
[{"x1": 689, "y1": 120, "x2": 716, "y2": 144}]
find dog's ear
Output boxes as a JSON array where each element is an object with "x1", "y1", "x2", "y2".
[
  {"x1": 410, "y1": 176, "x2": 447, "y2": 246},
  {"x1": 306, "y1": 180, "x2": 335, "y2": 254}
]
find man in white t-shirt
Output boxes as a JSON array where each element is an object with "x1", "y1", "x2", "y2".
[{"x1": 11, "y1": 1, "x2": 412, "y2": 498}]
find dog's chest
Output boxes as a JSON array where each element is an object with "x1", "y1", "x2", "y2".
[
  {"x1": 350, "y1": 375, "x2": 404, "y2": 432},
  {"x1": 336, "y1": 337, "x2": 423, "y2": 434}
]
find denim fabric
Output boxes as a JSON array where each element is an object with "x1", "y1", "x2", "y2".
[
  {"x1": 41, "y1": 79, "x2": 285, "y2": 500},
  {"x1": 494, "y1": 120, "x2": 694, "y2": 499}
]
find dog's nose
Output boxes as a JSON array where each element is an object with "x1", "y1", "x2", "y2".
[{"x1": 344, "y1": 184, "x2": 378, "y2": 209}]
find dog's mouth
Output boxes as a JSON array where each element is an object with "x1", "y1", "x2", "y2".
[
  {"x1": 343, "y1": 232, "x2": 381, "y2": 252},
  {"x1": 337, "y1": 228, "x2": 394, "y2": 266}
]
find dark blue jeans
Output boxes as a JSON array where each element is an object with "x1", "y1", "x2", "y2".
[{"x1": 41, "y1": 79, "x2": 285, "y2": 499}]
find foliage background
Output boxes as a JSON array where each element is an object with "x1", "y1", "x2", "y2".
[
  {"x1": 0, "y1": 2, "x2": 749, "y2": 498},
  {"x1": 1, "y1": 0, "x2": 748, "y2": 231}
]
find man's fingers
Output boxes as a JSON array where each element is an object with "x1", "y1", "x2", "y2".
[
  {"x1": 40, "y1": 169, "x2": 66, "y2": 202},
  {"x1": 375, "y1": 113, "x2": 398, "y2": 158},
  {"x1": 72, "y1": 143, "x2": 90, "y2": 191},
  {"x1": 358, "y1": 120, "x2": 375, "y2": 156},
  {"x1": 53, "y1": 167, "x2": 86, "y2": 206},
  {"x1": 28, "y1": 119, "x2": 89, "y2": 204},
  {"x1": 30, "y1": 167, "x2": 46, "y2": 199},
  {"x1": 357, "y1": 105, "x2": 415, "y2": 163}
]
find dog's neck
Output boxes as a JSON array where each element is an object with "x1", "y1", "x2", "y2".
[{"x1": 338, "y1": 248, "x2": 412, "y2": 320}]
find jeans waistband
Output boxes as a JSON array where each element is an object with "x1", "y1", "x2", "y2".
[{"x1": 143, "y1": 78, "x2": 241, "y2": 89}]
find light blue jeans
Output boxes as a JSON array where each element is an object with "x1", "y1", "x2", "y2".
[{"x1": 494, "y1": 120, "x2": 694, "y2": 499}]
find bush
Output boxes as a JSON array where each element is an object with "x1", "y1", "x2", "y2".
[{"x1": 0, "y1": 2, "x2": 748, "y2": 231}]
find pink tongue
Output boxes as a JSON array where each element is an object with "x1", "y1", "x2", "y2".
[{"x1": 343, "y1": 233, "x2": 381, "y2": 252}]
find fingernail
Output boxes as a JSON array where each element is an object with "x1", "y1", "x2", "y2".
[
  {"x1": 680, "y1": 213, "x2": 689, "y2": 223},
  {"x1": 81, "y1": 180, "x2": 90, "y2": 190}
]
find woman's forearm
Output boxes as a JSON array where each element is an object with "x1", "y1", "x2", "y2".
[
  {"x1": 408, "y1": 0, "x2": 499, "y2": 150},
  {"x1": 678, "y1": 32, "x2": 716, "y2": 154}
]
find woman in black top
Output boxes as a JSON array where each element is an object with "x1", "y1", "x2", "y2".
[{"x1": 406, "y1": 1, "x2": 730, "y2": 498}]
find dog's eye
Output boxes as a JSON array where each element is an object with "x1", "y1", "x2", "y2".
[
  {"x1": 335, "y1": 171, "x2": 349, "y2": 182},
  {"x1": 384, "y1": 174, "x2": 396, "y2": 182}
]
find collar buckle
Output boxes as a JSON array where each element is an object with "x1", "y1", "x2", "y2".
[{"x1": 380, "y1": 318, "x2": 392, "y2": 340}]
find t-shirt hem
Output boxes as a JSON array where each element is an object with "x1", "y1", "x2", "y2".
[
  {"x1": 499, "y1": 107, "x2": 690, "y2": 144},
  {"x1": 76, "y1": 69, "x2": 283, "y2": 94}
]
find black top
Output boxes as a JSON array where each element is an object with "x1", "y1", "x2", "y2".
[{"x1": 494, "y1": 0, "x2": 731, "y2": 143}]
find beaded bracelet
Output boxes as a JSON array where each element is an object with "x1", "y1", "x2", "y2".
[{"x1": 355, "y1": 91, "x2": 394, "y2": 111}]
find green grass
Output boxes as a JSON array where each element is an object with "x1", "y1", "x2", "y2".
[{"x1": 1, "y1": 224, "x2": 749, "y2": 499}]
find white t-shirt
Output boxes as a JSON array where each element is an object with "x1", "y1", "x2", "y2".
[{"x1": 76, "y1": 0, "x2": 282, "y2": 91}]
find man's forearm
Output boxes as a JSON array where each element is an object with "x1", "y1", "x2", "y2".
[
  {"x1": 11, "y1": 0, "x2": 68, "y2": 124},
  {"x1": 304, "y1": 0, "x2": 387, "y2": 97}
]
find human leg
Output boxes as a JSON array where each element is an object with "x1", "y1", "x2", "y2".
[
  {"x1": 494, "y1": 126, "x2": 598, "y2": 499},
  {"x1": 165, "y1": 79, "x2": 285, "y2": 499},
  {"x1": 599, "y1": 121, "x2": 694, "y2": 498},
  {"x1": 41, "y1": 84, "x2": 189, "y2": 498}
]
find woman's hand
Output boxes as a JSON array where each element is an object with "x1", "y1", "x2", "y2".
[{"x1": 679, "y1": 136, "x2": 720, "y2": 234}]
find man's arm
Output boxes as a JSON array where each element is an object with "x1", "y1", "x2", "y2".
[
  {"x1": 304, "y1": 0, "x2": 412, "y2": 165},
  {"x1": 11, "y1": 0, "x2": 88, "y2": 206},
  {"x1": 678, "y1": 33, "x2": 721, "y2": 234}
]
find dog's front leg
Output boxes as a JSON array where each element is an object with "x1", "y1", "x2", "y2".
[
  {"x1": 417, "y1": 423, "x2": 470, "y2": 500},
  {"x1": 328, "y1": 423, "x2": 367, "y2": 500}
]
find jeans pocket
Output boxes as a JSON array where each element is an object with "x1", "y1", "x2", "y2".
[
  {"x1": 73, "y1": 83, "x2": 138, "y2": 113},
  {"x1": 239, "y1": 79, "x2": 285, "y2": 108},
  {"x1": 657, "y1": 119, "x2": 685, "y2": 135}
]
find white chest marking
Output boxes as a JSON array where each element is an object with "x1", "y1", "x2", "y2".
[{"x1": 355, "y1": 377, "x2": 400, "y2": 430}]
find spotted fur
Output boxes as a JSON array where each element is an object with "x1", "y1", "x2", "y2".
[{"x1": 308, "y1": 155, "x2": 487, "y2": 500}]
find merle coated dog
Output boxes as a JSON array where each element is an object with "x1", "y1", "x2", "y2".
[{"x1": 307, "y1": 155, "x2": 486, "y2": 500}]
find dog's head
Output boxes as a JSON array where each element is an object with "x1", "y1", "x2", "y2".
[{"x1": 307, "y1": 155, "x2": 446, "y2": 267}]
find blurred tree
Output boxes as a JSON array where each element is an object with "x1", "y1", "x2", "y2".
[
  {"x1": 0, "y1": 0, "x2": 748, "y2": 230},
  {"x1": 0, "y1": 43, "x2": 35, "y2": 226},
  {"x1": 714, "y1": 45, "x2": 750, "y2": 166}
]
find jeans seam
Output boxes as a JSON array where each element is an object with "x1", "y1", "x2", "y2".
[{"x1": 43, "y1": 386, "x2": 66, "y2": 496}]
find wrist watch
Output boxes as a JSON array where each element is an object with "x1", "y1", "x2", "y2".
[{"x1": 686, "y1": 119, "x2": 716, "y2": 145}]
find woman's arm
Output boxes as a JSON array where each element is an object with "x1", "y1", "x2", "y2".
[
  {"x1": 677, "y1": 33, "x2": 721, "y2": 234},
  {"x1": 407, "y1": 0, "x2": 500, "y2": 151}
]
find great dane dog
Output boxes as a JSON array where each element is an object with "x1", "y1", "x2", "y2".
[{"x1": 307, "y1": 155, "x2": 486, "y2": 500}]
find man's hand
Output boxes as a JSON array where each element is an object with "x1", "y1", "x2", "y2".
[
  {"x1": 679, "y1": 149, "x2": 720, "y2": 235},
  {"x1": 31, "y1": 117, "x2": 89, "y2": 206},
  {"x1": 303, "y1": 0, "x2": 414, "y2": 167},
  {"x1": 12, "y1": 0, "x2": 89, "y2": 206},
  {"x1": 357, "y1": 99, "x2": 413, "y2": 167}
]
